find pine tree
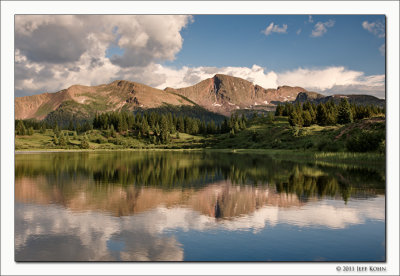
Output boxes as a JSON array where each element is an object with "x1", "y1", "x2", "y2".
[
  {"x1": 275, "y1": 104, "x2": 284, "y2": 116},
  {"x1": 140, "y1": 118, "x2": 150, "y2": 136},
  {"x1": 110, "y1": 124, "x2": 116, "y2": 138},
  {"x1": 26, "y1": 126, "x2": 34, "y2": 135},
  {"x1": 266, "y1": 112, "x2": 274, "y2": 124},
  {"x1": 160, "y1": 115, "x2": 170, "y2": 144},
  {"x1": 68, "y1": 120, "x2": 74, "y2": 131},
  {"x1": 288, "y1": 111, "x2": 303, "y2": 127},
  {"x1": 58, "y1": 133, "x2": 67, "y2": 147},
  {"x1": 177, "y1": 117, "x2": 185, "y2": 133},
  {"x1": 302, "y1": 110, "x2": 312, "y2": 127},
  {"x1": 234, "y1": 121, "x2": 240, "y2": 133},
  {"x1": 53, "y1": 135, "x2": 59, "y2": 145},
  {"x1": 39, "y1": 125, "x2": 46, "y2": 134},
  {"x1": 16, "y1": 120, "x2": 27, "y2": 135},
  {"x1": 337, "y1": 98, "x2": 353, "y2": 124},
  {"x1": 316, "y1": 104, "x2": 329, "y2": 126},
  {"x1": 80, "y1": 135, "x2": 90, "y2": 149}
]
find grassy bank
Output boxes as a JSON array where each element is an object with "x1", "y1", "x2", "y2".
[{"x1": 15, "y1": 114, "x2": 385, "y2": 168}]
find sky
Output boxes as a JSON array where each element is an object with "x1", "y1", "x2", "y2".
[{"x1": 15, "y1": 15, "x2": 386, "y2": 98}]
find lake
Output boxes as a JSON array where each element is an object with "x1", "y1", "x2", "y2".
[{"x1": 15, "y1": 151, "x2": 385, "y2": 261}]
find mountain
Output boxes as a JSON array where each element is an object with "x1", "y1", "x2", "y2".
[
  {"x1": 165, "y1": 74, "x2": 307, "y2": 115},
  {"x1": 294, "y1": 92, "x2": 385, "y2": 107},
  {"x1": 15, "y1": 74, "x2": 385, "y2": 121},
  {"x1": 15, "y1": 80, "x2": 194, "y2": 120}
]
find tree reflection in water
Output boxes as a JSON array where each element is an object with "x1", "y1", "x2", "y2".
[{"x1": 15, "y1": 151, "x2": 385, "y2": 218}]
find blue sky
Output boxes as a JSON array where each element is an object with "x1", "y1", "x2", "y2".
[
  {"x1": 15, "y1": 15, "x2": 386, "y2": 98},
  {"x1": 167, "y1": 15, "x2": 385, "y2": 75}
]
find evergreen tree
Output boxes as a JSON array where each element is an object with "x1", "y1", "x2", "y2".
[
  {"x1": 234, "y1": 121, "x2": 240, "y2": 133},
  {"x1": 160, "y1": 115, "x2": 170, "y2": 144},
  {"x1": 39, "y1": 125, "x2": 46, "y2": 134},
  {"x1": 241, "y1": 114, "x2": 248, "y2": 124},
  {"x1": 68, "y1": 120, "x2": 74, "y2": 131},
  {"x1": 16, "y1": 120, "x2": 27, "y2": 135},
  {"x1": 53, "y1": 135, "x2": 59, "y2": 145},
  {"x1": 337, "y1": 98, "x2": 353, "y2": 124},
  {"x1": 58, "y1": 133, "x2": 67, "y2": 147},
  {"x1": 80, "y1": 135, "x2": 90, "y2": 149},
  {"x1": 275, "y1": 104, "x2": 284, "y2": 116},
  {"x1": 27, "y1": 127, "x2": 34, "y2": 136},
  {"x1": 53, "y1": 123, "x2": 60, "y2": 136},
  {"x1": 302, "y1": 110, "x2": 312, "y2": 127},
  {"x1": 110, "y1": 124, "x2": 116, "y2": 138},
  {"x1": 288, "y1": 111, "x2": 303, "y2": 127},
  {"x1": 140, "y1": 119, "x2": 150, "y2": 136},
  {"x1": 177, "y1": 117, "x2": 185, "y2": 132},
  {"x1": 266, "y1": 112, "x2": 274, "y2": 124},
  {"x1": 316, "y1": 104, "x2": 329, "y2": 126}
]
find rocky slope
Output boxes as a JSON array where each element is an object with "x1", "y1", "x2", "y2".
[
  {"x1": 165, "y1": 74, "x2": 306, "y2": 115},
  {"x1": 15, "y1": 80, "x2": 194, "y2": 120},
  {"x1": 15, "y1": 74, "x2": 384, "y2": 120},
  {"x1": 294, "y1": 92, "x2": 385, "y2": 107}
]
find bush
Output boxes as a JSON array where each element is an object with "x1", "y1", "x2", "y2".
[
  {"x1": 317, "y1": 139, "x2": 330, "y2": 151},
  {"x1": 251, "y1": 130, "x2": 259, "y2": 142},
  {"x1": 271, "y1": 138, "x2": 282, "y2": 148},
  {"x1": 302, "y1": 141, "x2": 314, "y2": 150},
  {"x1": 346, "y1": 130, "x2": 384, "y2": 152},
  {"x1": 95, "y1": 137, "x2": 108, "y2": 144},
  {"x1": 80, "y1": 135, "x2": 90, "y2": 149}
]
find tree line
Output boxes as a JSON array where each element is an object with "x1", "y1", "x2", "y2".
[
  {"x1": 15, "y1": 111, "x2": 249, "y2": 145},
  {"x1": 92, "y1": 111, "x2": 248, "y2": 144},
  {"x1": 275, "y1": 99, "x2": 384, "y2": 127}
]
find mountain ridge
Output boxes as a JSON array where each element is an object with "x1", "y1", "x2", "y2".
[{"x1": 15, "y1": 74, "x2": 384, "y2": 121}]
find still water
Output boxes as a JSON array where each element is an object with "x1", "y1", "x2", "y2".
[{"x1": 15, "y1": 151, "x2": 385, "y2": 261}]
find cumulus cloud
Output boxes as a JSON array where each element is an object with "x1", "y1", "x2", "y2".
[
  {"x1": 262, "y1": 22, "x2": 288, "y2": 36},
  {"x1": 362, "y1": 20, "x2": 385, "y2": 38},
  {"x1": 311, "y1": 19, "x2": 335, "y2": 37},
  {"x1": 14, "y1": 15, "x2": 192, "y2": 96},
  {"x1": 149, "y1": 65, "x2": 384, "y2": 98},
  {"x1": 14, "y1": 15, "x2": 384, "y2": 99}
]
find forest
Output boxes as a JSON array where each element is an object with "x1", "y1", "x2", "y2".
[{"x1": 15, "y1": 98, "x2": 385, "y2": 153}]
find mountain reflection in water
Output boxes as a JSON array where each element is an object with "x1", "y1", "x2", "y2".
[{"x1": 15, "y1": 151, "x2": 385, "y2": 261}]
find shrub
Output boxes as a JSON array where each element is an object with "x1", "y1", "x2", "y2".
[
  {"x1": 95, "y1": 137, "x2": 108, "y2": 144},
  {"x1": 346, "y1": 130, "x2": 384, "y2": 152},
  {"x1": 317, "y1": 139, "x2": 330, "y2": 151},
  {"x1": 80, "y1": 135, "x2": 90, "y2": 149}
]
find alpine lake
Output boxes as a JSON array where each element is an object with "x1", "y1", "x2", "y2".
[{"x1": 15, "y1": 150, "x2": 385, "y2": 262}]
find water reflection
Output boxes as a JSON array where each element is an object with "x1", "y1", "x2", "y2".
[{"x1": 15, "y1": 151, "x2": 385, "y2": 261}]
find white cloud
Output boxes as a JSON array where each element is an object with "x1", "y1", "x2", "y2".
[
  {"x1": 311, "y1": 19, "x2": 335, "y2": 37},
  {"x1": 308, "y1": 15, "x2": 314, "y2": 23},
  {"x1": 262, "y1": 22, "x2": 288, "y2": 36},
  {"x1": 15, "y1": 15, "x2": 193, "y2": 96},
  {"x1": 362, "y1": 20, "x2": 385, "y2": 38},
  {"x1": 14, "y1": 16, "x2": 384, "y2": 99},
  {"x1": 15, "y1": 15, "x2": 192, "y2": 66},
  {"x1": 149, "y1": 65, "x2": 384, "y2": 98},
  {"x1": 14, "y1": 59, "x2": 385, "y2": 99},
  {"x1": 276, "y1": 66, "x2": 384, "y2": 90},
  {"x1": 296, "y1": 28, "x2": 302, "y2": 35}
]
